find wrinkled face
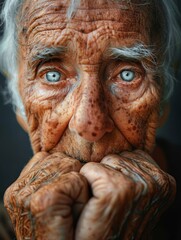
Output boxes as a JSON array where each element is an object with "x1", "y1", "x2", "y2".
[{"x1": 18, "y1": 0, "x2": 162, "y2": 162}]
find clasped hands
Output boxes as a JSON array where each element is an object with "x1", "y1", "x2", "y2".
[{"x1": 4, "y1": 150, "x2": 176, "y2": 240}]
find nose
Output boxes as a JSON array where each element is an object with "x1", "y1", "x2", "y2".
[{"x1": 69, "y1": 75, "x2": 114, "y2": 142}]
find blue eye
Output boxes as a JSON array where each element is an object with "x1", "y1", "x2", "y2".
[
  {"x1": 120, "y1": 70, "x2": 135, "y2": 82},
  {"x1": 46, "y1": 71, "x2": 61, "y2": 82}
]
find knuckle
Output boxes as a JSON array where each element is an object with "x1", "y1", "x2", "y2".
[
  {"x1": 4, "y1": 184, "x2": 19, "y2": 210},
  {"x1": 154, "y1": 168, "x2": 176, "y2": 199},
  {"x1": 30, "y1": 186, "x2": 55, "y2": 214},
  {"x1": 135, "y1": 178, "x2": 148, "y2": 197},
  {"x1": 30, "y1": 172, "x2": 85, "y2": 214},
  {"x1": 134, "y1": 167, "x2": 176, "y2": 206},
  {"x1": 4, "y1": 186, "x2": 12, "y2": 207},
  {"x1": 4, "y1": 181, "x2": 34, "y2": 215},
  {"x1": 68, "y1": 170, "x2": 88, "y2": 185}
]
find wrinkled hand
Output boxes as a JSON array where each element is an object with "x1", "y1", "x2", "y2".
[
  {"x1": 4, "y1": 152, "x2": 89, "y2": 240},
  {"x1": 76, "y1": 150, "x2": 176, "y2": 240},
  {"x1": 4, "y1": 150, "x2": 176, "y2": 240}
]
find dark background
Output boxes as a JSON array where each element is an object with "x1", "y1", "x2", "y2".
[{"x1": 0, "y1": 0, "x2": 181, "y2": 201}]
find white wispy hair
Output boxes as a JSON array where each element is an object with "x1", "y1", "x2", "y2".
[
  {"x1": 0, "y1": 0, "x2": 180, "y2": 117},
  {"x1": 110, "y1": 44, "x2": 155, "y2": 63},
  {"x1": 67, "y1": 0, "x2": 80, "y2": 19},
  {"x1": 110, "y1": 43, "x2": 157, "y2": 73},
  {"x1": 0, "y1": 0, "x2": 25, "y2": 115}
]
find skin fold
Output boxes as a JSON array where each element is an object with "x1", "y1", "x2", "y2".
[{"x1": 4, "y1": 0, "x2": 176, "y2": 239}]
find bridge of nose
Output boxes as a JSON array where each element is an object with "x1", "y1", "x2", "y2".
[{"x1": 69, "y1": 73, "x2": 114, "y2": 141}]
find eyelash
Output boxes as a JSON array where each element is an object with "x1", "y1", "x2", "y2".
[{"x1": 113, "y1": 65, "x2": 143, "y2": 77}]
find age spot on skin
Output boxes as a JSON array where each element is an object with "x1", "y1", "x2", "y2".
[
  {"x1": 88, "y1": 121, "x2": 92, "y2": 125},
  {"x1": 92, "y1": 132, "x2": 97, "y2": 137},
  {"x1": 132, "y1": 126, "x2": 137, "y2": 131}
]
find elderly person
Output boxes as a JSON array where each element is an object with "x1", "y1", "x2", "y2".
[{"x1": 0, "y1": 0, "x2": 180, "y2": 239}]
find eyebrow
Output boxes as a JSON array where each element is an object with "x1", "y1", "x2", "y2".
[
  {"x1": 30, "y1": 46, "x2": 67, "y2": 65},
  {"x1": 109, "y1": 43, "x2": 155, "y2": 63},
  {"x1": 29, "y1": 44, "x2": 155, "y2": 68}
]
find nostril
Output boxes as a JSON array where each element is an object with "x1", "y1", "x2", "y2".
[
  {"x1": 106, "y1": 118, "x2": 114, "y2": 132},
  {"x1": 78, "y1": 132, "x2": 83, "y2": 137},
  {"x1": 92, "y1": 132, "x2": 97, "y2": 137}
]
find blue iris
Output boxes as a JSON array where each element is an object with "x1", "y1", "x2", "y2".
[
  {"x1": 120, "y1": 70, "x2": 135, "y2": 82},
  {"x1": 46, "y1": 71, "x2": 61, "y2": 82}
]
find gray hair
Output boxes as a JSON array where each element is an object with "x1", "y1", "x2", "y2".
[{"x1": 0, "y1": 0, "x2": 180, "y2": 117}]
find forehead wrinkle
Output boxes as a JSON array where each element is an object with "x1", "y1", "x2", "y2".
[
  {"x1": 21, "y1": 0, "x2": 152, "y2": 30},
  {"x1": 21, "y1": 0, "x2": 153, "y2": 66},
  {"x1": 22, "y1": 0, "x2": 147, "y2": 39},
  {"x1": 27, "y1": 16, "x2": 141, "y2": 46}
]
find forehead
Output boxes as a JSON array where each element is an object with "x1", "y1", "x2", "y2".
[{"x1": 19, "y1": 0, "x2": 153, "y2": 62}]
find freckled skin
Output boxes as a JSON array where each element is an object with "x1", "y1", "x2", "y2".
[
  {"x1": 18, "y1": 0, "x2": 160, "y2": 161},
  {"x1": 4, "y1": 0, "x2": 176, "y2": 239}
]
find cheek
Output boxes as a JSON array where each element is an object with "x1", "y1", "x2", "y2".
[
  {"x1": 20, "y1": 80, "x2": 75, "y2": 152},
  {"x1": 109, "y1": 88, "x2": 161, "y2": 149},
  {"x1": 21, "y1": 75, "x2": 75, "y2": 128}
]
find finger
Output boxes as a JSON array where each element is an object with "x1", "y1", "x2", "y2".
[
  {"x1": 30, "y1": 172, "x2": 89, "y2": 240},
  {"x1": 77, "y1": 162, "x2": 134, "y2": 240},
  {"x1": 121, "y1": 149, "x2": 159, "y2": 167},
  {"x1": 4, "y1": 153, "x2": 82, "y2": 239},
  {"x1": 5, "y1": 153, "x2": 82, "y2": 207},
  {"x1": 101, "y1": 154, "x2": 150, "y2": 239},
  {"x1": 120, "y1": 150, "x2": 176, "y2": 208},
  {"x1": 101, "y1": 151, "x2": 176, "y2": 239}
]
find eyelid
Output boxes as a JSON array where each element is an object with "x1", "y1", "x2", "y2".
[
  {"x1": 35, "y1": 64, "x2": 67, "y2": 87},
  {"x1": 113, "y1": 62, "x2": 145, "y2": 76},
  {"x1": 107, "y1": 62, "x2": 145, "y2": 89},
  {"x1": 37, "y1": 61, "x2": 67, "y2": 77},
  {"x1": 32, "y1": 58, "x2": 62, "y2": 74}
]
